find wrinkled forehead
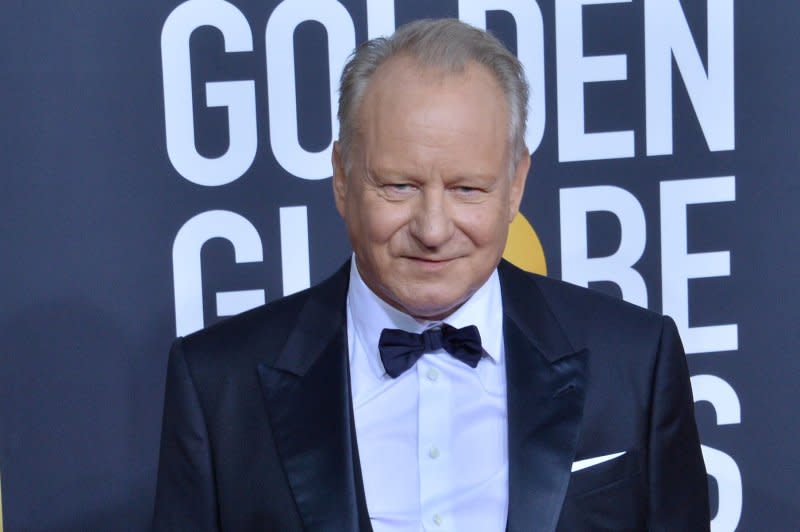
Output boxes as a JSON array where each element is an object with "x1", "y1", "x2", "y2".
[
  {"x1": 352, "y1": 58, "x2": 512, "y2": 176},
  {"x1": 363, "y1": 55, "x2": 506, "y2": 109},
  {"x1": 354, "y1": 57, "x2": 511, "y2": 147}
]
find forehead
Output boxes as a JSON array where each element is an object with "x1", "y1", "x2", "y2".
[{"x1": 356, "y1": 57, "x2": 510, "y2": 175}]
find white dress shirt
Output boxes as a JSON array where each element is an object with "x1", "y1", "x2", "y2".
[{"x1": 347, "y1": 259, "x2": 508, "y2": 531}]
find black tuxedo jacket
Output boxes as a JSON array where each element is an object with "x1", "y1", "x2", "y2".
[{"x1": 152, "y1": 260, "x2": 709, "y2": 531}]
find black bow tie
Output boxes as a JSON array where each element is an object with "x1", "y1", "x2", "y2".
[{"x1": 378, "y1": 323, "x2": 484, "y2": 378}]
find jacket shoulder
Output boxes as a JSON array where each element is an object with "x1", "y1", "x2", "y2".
[
  {"x1": 176, "y1": 262, "x2": 349, "y2": 369},
  {"x1": 498, "y1": 260, "x2": 667, "y2": 347}
]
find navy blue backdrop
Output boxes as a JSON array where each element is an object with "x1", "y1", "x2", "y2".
[{"x1": 2, "y1": 1, "x2": 798, "y2": 530}]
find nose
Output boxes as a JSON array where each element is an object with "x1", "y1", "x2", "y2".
[{"x1": 409, "y1": 187, "x2": 455, "y2": 249}]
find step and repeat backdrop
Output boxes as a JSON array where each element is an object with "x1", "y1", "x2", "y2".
[{"x1": 2, "y1": 0, "x2": 798, "y2": 530}]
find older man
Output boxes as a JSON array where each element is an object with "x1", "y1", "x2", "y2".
[{"x1": 153, "y1": 19, "x2": 709, "y2": 531}]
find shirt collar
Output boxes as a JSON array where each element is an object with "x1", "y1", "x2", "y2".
[{"x1": 347, "y1": 255, "x2": 504, "y2": 379}]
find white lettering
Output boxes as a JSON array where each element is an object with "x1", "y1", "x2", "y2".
[
  {"x1": 645, "y1": 0, "x2": 735, "y2": 155},
  {"x1": 660, "y1": 176, "x2": 737, "y2": 354},
  {"x1": 172, "y1": 210, "x2": 264, "y2": 335},
  {"x1": 556, "y1": 0, "x2": 634, "y2": 162},
  {"x1": 366, "y1": 0, "x2": 395, "y2": 38},
  {"x1": 692, "y1": 374, "x2": 740, "y2": 425},
  {"x1": 560, "y1": 185, "x2": 647, "y2": 307},
  {"x1": 279, "y1": 206, "x2": 311, "y2": 296},
  {"x1": 161, "y1": 0, "x2": 256, "y2": 186},
  {"x1": 692, "y1": 375, "x2": 743, "y2": 532},
  {"x1": 265, "y1": 0, "x2": 355, "y2": 179}
]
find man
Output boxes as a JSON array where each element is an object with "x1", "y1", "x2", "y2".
[{"x1": 153, "y1": 19, "x2": 709, "y2": 531}]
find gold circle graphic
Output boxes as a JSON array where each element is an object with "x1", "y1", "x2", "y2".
[{"x1": 502, "y1": 212, "x2": 547, "y2": 275}]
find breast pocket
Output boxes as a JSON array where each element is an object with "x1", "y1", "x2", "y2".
[
  {"x1": 559, "y1": 449, "x2": 647, "y2": 531},
  {"x1": 566, "y1": 448, "x2": 641, "y2": 498}
]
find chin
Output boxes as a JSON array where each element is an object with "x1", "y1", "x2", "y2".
[{"x1": 395, "y1": 289, "x2": 468, "y2": 321}]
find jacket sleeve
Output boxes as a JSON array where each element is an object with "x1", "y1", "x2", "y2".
[
  {"x1": 152, "y1": 338, "x2": 219, "y2": 531},
  {"x1": 647, "y1": 316, "x2": 710, "y2": 530}
]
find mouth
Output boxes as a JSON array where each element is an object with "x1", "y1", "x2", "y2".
[{"x1": 404, "y1": 256, "x2": 458, "y2": 269}]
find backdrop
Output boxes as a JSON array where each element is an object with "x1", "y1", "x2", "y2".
[{"x1": 2, "y1": 1, "x2": 798, "y2": 530}]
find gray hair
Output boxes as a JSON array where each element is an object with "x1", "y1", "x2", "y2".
[{"x1": 336, "y1": 18, "x2": 529, "y2": 173}]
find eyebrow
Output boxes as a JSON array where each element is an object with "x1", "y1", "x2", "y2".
[{"x1": 367, "y1": 165, "x2": 499, "y2": 183}]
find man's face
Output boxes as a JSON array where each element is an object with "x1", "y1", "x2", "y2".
[{"x1": 333, "y1": 57, "x2": 529, "y2": 320}]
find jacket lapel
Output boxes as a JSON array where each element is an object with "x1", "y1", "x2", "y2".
[
  {"x1": 257, "y1": 262, "x2": 371, "y2": 531},
  {"x1": 256, "y1": 259, "x2": 584, "y2": 531},
  {"x1": 499, "y1": 261, "x2": 588, "y2": 532}
]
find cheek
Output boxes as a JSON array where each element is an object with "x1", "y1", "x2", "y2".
[
  {"x1": 457, "y1": 204, "x2": 509, "y2": 246},
  {"x1": 358, "y1": 201, "x2": 410, "y2": 246}
]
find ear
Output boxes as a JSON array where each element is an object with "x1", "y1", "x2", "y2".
[
  {"x1": 507, "y1": 148, "x2": 530, "y2": 222},
  {"x1": 332, "y1": 141, "x2": 347, "y2": 218}
]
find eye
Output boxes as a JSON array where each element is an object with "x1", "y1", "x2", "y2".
[
  {"x1": 380, "y1": 182, "x2": 418, "y2": 200},
  {"x1": 451, "y1": 185, "x2": 484, "y2": 200}
]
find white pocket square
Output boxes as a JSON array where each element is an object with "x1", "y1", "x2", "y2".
[{"x1": 571, "y1": 451, "x2": 626, "y2": 473}]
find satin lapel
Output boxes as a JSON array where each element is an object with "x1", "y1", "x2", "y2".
[
  {"x1": 499, "y1": 262, "x2": 588, "y2": 532},
  {"x1": 257, "y1": 263, "x2": 370, "y2": 531}
]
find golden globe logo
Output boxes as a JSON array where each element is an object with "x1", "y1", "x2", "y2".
[{"x1": 502, "y1": 212, "x2": 547, "y2": 275}]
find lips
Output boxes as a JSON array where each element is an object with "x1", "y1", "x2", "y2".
[
  {"x1": 406, "y1": 256, "x2": 454, "y2": 263},
  {"x1": 404, "y1": 256, "x2": 459, "y2": 270}
]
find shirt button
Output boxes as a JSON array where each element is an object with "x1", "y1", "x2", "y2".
[
  {"x1": 432, "y1": 514, "x2": 443, "y2": 526},
  {"x1": 429, "y1": 446, "x2": 440, "y2": 459},
  {"x1": 426, "y1": 368, "x2": 439, "y2": 381}
]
